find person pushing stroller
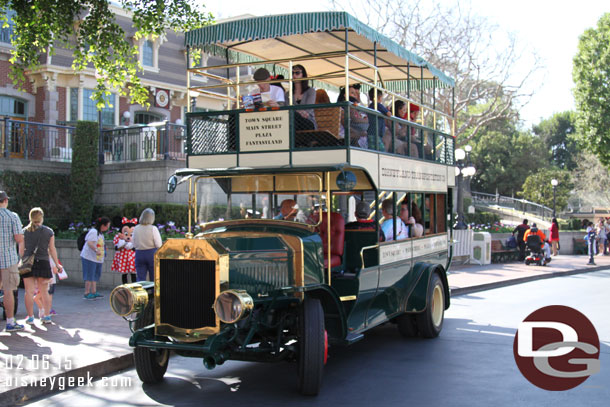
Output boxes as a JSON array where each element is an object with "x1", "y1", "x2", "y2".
[{"x1": 523, "y1": 223, "x2": 552, "y2": 265}]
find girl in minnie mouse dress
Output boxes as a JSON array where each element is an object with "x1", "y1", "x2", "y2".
[{"x1": 112, "y1": 217, "x2": 137, "y2": 284}]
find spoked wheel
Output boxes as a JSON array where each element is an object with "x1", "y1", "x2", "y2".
[
  {"x1": 297, "y1": 298, "x2": 325, "y2": 396},
  {"x1": 416, "y1": 272, "x2": 445, "y2": 338},
  {"x1": 134, "y1": 302, "x2": 169, "y2": 383}
]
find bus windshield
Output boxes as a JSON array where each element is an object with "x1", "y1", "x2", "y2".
[{"x1": 196, "y1": 174, "x2": 324, "y2": 224}]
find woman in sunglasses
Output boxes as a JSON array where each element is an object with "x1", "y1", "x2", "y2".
[{"x1": 292, "y1": 64, "x2": 316, "y2": 130}]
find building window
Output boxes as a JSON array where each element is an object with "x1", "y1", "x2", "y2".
[
  {"x1": 70, "y1": 88, "x2": 115, "y2": 126},
  {"x1": 142, "y1": 40, "x2": 154, "y2": 67},
  {"x1": 135, "y1": 111, "x2": 163, "y2": 125},
  {"x1": 69, "y1": 88, "x2": 78, "y2": 122},
  {"x1": 0, "y1": 95, "x2": 27, "y2": 118},
  {"x1": 0, "y1": 9, "x2": 15, "y2": 44}
]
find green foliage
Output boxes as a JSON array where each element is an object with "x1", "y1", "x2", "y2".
[
  {"x1": 573, "y1": 13, "x2": 610, "y2": 168},
  {"x1": 532, "y1": 111, "x2": 581, "y2": 171},
  {"x1": 2, "y1": 1, "x2": 213, "y2": 108},
  {"x1": 70, "y1": 121, "x2": 99, "y2": 224},
  {"x1": 519, "y1": 169, "x2": 573, "y2": 211},
  {"x1": 464, "y1": 211, "x2": 500, "y2": 226},
  {"x1": 0, "y1": 170, "x2": 71, "y2": 229},
  {"x1": 470, "y1": 130, "x2": 550, "y2": 195}
]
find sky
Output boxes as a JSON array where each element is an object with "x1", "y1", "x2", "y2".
[{"x1": 201, "y1": 0, "x2": 608, "y2": 128}]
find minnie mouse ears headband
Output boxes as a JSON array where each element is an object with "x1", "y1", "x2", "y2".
[{"x1": 122, "y1": 217, "x2": 138, "y2": 225}]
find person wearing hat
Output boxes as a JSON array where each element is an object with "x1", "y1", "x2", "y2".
[
  {"x1": 253, "y1": 67, "x2": 285, "y2": 107},
  {"x1": 0, "y1": 191, "x2": 25, "y2": 332},
  {"x1": 346, "y1": 201, "x2": 377, "y2": 231}
]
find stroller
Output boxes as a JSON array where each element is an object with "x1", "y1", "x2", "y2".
[{"x1": 525, "y1": 234, "x2": 549, "y2": 266}]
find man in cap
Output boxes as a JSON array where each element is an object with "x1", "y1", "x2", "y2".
[
  {"x1": 0, "y1": 190, "x2": 25, "y2": 332},
  {"x1": 253, "y1": 67, "x2": 285, "y2": 107},
  {"x1": 346, "y1": 201, "x2": 376, "y2": 230}
]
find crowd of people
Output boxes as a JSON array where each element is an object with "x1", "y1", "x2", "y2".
[
  {"x1": 249, "y1": 66, "x2": 425, "y2": 156},
  {"x1": 0, "y1": 190, "x2": 163, "y2": 333}
]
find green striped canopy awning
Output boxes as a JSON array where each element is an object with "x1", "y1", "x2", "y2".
[{"x1": 185, "y1": 11, "x2": 455, "y2": 90}]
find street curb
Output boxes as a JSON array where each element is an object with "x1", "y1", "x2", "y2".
[
  {"x1": 1, "y1": 353, "x2": 133, "y2": 406},
  {"x1": 450, "y1": 264, "x2": 608, "y2": 296}
]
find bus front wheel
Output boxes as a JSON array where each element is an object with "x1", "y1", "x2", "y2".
[
  {"x1": 134, "y1": 302, "x2": 169, "y2": 383},
  {"x1": 297, "y1": 298, "x2": 325, "y2": 396}
]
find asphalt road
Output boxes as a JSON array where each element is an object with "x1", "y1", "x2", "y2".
[{"x1": 26, "y1": 270, "x2": 610, "y2": 407}]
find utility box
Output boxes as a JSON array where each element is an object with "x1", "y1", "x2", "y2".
[{"x1": 471, "y1": 232, "x2": 491, "y2": 264}]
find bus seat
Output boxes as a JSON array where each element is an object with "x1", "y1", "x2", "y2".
[
  {"x1": 313, "y1": 107, "x2": 341, "y2": 139},
  {"x1": 314, "y1": 212, "x2": 345, "y2": 268}
]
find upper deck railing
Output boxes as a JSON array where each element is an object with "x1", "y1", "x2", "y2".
[{"x1": 187, "y1": 102, "x2": 454, "y2": 165}]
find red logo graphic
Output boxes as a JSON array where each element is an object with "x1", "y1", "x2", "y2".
[{"x1": 513, "y1": 305, "x2": 600, "y2": 391}]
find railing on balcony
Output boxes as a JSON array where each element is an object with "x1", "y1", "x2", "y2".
[
  {"x1": 101, "y1": 122, "x2": 187, "y2": 163},
  {"x1": 1, "y1": 118, "x2": 75, "y2": 162},
  {"x1": 188, "y1": 102, "x2": 455, "y2": 164}
]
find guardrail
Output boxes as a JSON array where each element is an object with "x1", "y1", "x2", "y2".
[
  {"x1": 1, "y1": 118, "x2": 75, "y2": 162},
  {"x1": 471, "y1": 191, "x2": 553, "y2": 220},
  {"x1": 101, "y1": 122, "x2": 186, "y2": 163}
]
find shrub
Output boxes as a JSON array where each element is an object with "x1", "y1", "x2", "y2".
[
  {"x1": 0, "y1": 170, "x2": 71, "y2": 229},
  {"x1": 70, "y1": 121, "x2": 99, "y2": 224}
]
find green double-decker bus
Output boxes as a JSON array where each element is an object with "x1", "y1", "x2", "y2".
[{"x1": 110, "y1": 12, "x2": 457, "y2": 396}]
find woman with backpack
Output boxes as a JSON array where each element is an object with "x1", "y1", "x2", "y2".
[{"x1": 80, "y1": 217, "x2": 110, "y2": 300}]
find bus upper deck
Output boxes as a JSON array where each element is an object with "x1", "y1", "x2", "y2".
[{"x1": 183, "y1": 11, "x2": 456, "y2": 180}]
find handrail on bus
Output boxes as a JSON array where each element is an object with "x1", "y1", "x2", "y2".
[{"x1": 360, "y1": 244, "x2": 379, "y2": 270}]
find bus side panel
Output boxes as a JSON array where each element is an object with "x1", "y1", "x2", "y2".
[{"x1": 347, "y1": 267, "x2": 379, "y2": 333}]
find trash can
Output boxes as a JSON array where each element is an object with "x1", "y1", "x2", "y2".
[{"x1": 470, "y1": 232, "x2": 491, "y2": 265}]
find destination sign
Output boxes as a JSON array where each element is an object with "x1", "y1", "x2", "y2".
[{"x1": 239, "y1": 110, "x2": 289, "y2": 152}]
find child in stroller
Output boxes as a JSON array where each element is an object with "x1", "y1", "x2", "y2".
[{"x1": 524, "y1": 223, "x2": 552, "y2": 266}]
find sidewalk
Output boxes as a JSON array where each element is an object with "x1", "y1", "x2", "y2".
[{"x1": 1, "y1": 254, "x2": 609, "y2": 405}]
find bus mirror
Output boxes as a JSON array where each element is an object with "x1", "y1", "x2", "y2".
[
  {"x1": 336, "y1": 170, "x2": 357, "y2": 191},
  {"x1": 167, "y1": 175, "x2": 178, "y2": 193}
]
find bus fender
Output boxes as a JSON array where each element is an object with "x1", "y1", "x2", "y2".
[
  {"x1": 303, "y1": 285, "x2": 347, "y2": 341},
  {"x1": 405, "y1": 264, "x2": 450, "y2": 312}
]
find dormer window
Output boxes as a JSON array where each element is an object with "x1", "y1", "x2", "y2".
[
  {"x1": 142, "y1": 40, "x2": 154, "y2": 67},
  {"x1": 138, "y1": 37, "x2": 161, "y2": 72}
]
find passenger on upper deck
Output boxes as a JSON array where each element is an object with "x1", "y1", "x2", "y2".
[
  {"x1": 337, "y1": 85, "x2": 369, "y2": 148},
  {"x1": 380, "y1": 198, "x2": 408, "y2": 241},
  {"x1": 388, "y1": 100, "x2": 410, "y2": 156},
  {"x1": 253, "y1": 68, "x2": 285, "y2": 107},
  {"x1": 274, "y1": 199, "x2": 307, "y2": 223},
  {"x1": 408, "y1": 103, "x2": 423, "y2": 158},
  {"x1": 367, "y1": 88, "x2": 388, "y2": 151},
  {"x1": 291, "y1": 64, "x2": 316, "y2": 130},
  {"x1": 345, "y1": 201, "x2": 376, "y2": 230}
]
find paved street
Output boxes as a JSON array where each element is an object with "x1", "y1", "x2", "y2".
[{"x1": 24, "y1": 270, "x2": 610, "y2": 407}]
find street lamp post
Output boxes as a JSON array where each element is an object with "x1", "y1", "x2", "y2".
[
  {"x1": 454, "y1": 145, "x2": 476, "y2": 229},
  {"x1": 551, "y1": 178, "x2": 558, "y2": 218}
]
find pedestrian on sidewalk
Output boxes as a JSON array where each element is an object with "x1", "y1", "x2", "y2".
[
  {"x1": 549, "y1": 218, "x2": 560, "y2": 256},
  {"x1": 133, "y1": 208, "x2": 162, "y2": 282},
  {"x1": 596, "y1": 219, "x2": 607, "y2": 256},
  {"x1": 0, "y1": 190, "x2": 24, "y2": 332},
  {"x1": 513, "y1": 219, "x2": 530, "y2": 261},
  {"x1": 21, "y1": 207, "x2": 63, "y2": 324},
  {"x1": 80, "y1": 217, "x2": 110, "y2": 300}
]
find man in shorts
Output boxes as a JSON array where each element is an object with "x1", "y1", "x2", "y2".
[{"x1": 0, "y1": 191, "x2": 25, "y2": 332}]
